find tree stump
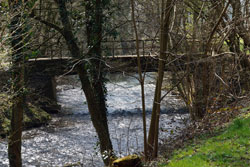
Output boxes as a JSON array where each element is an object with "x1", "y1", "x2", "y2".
[{"x1": 112, "y1": 155, "x2": 142, "y2": 167}]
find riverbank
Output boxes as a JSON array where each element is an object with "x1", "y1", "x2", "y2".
[
  {"x1": 0, "y1": 93, "x2": 51, "y2": 138},
  {"x1": 0, "y1": 69, "x2": 53, "y2": 137},
  {"x1": 154, "y1": 105, "x2": 250, "y2": 167}
]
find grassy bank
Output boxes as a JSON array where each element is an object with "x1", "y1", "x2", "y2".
[{"x1": 159, "y1": 107, "x2": 250, "y2": 167}]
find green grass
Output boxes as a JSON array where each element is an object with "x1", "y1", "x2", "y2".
[{"x1": 159, "y1": 112, "x2": 250, "y2": 167}]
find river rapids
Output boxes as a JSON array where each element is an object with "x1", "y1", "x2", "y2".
[{"x1": 0, "y1": 73, "x2": 189, "y2": 166}]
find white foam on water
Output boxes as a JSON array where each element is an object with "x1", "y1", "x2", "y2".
[{"x1": 57, "y1": 73, "x2": 178, "y2": 115}]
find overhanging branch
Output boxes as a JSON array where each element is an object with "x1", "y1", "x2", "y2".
[{"x1": 30, "y1": 11, "x2": 64, "y2": 36}]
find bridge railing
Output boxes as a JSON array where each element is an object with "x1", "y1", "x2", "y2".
[
  {"x1": 101, "y1": 39, "x2": 160, "y2": 58},
  {"x1": 29, "y1": 39, "x2": 160, "y2": 61}
]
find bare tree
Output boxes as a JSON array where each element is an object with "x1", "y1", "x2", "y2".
[
  {"x1": 147, "y1": 0, "x2": 174, "y2": 159},
  {"x1": 7, "y1": 0, "x2": 27, "y2": 166},
  {"x1": 130, "y1": 0, "x2": 148, "y2": 160}
]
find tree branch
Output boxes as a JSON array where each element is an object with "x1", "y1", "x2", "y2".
[
  {"x1": 30, "y1": 11, "x2": 64, "y2": 36},
  {"x1": 206, "y1": 1, "x2": 230, "y2": 52}
]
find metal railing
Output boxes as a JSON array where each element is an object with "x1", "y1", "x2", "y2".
[{"x1": 101, "y1": 39, "x2": 160, "y2": 58}]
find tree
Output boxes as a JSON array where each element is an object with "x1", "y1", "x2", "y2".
[
  {"x1": 7, "y1": 0, "x2": 27, "y2": 166},
  {"x1": 147, "y1": 0, "x2": 174, "y2": 158},
  {"x1": 84, "y1": 0, "x2": 114, "y2": 164},
  {"x1": 130, "y1": 0, "x2": 148, "y2": 159},
  {"x1": 31, "y1": 0, "x2": 114, "y2": 165},
  {"x1": 168, "y1": 0, "x2": 233, "y2": 120},
  {"x1": 230, "y1": 0, "x2": 250, "y2": 91}
]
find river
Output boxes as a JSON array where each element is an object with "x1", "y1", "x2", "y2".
[{"x1": 0, "y1": 72, "x2": 188, "y2": 167}]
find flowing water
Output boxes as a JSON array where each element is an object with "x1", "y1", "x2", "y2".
[{"x1": 0, "y1": 73, "x2": 188, "y2": 167}]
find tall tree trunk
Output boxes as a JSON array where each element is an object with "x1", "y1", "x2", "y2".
[
  {"x1": 8, "y1": 0, "x2": 26, "y2": 166},
  {"x1": 130, "y1": 0, "x2": 148, "y2": 159},
  {"x1": 55, "y1": 0, "x2": 113, "y2": 165},
  {"x1": 147, "y1": 0, "x2": 173, "y2": 159},
  {"x1": 85, "y1": 0, "x2": 114, "y2": 165}
]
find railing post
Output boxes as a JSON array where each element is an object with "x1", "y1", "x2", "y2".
[
  {"x1": 112, "y1": 40, "x2": 115, "y2": 58},
  {"x1": 60, "y1": 46, "x2": 62, "y2": 59},
  {"x1": 143, "y1": 40, "x2": 145, "y2": 57},
  {"x1": 51, "y1": 47, "x2": 53, "y2": 59}
]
